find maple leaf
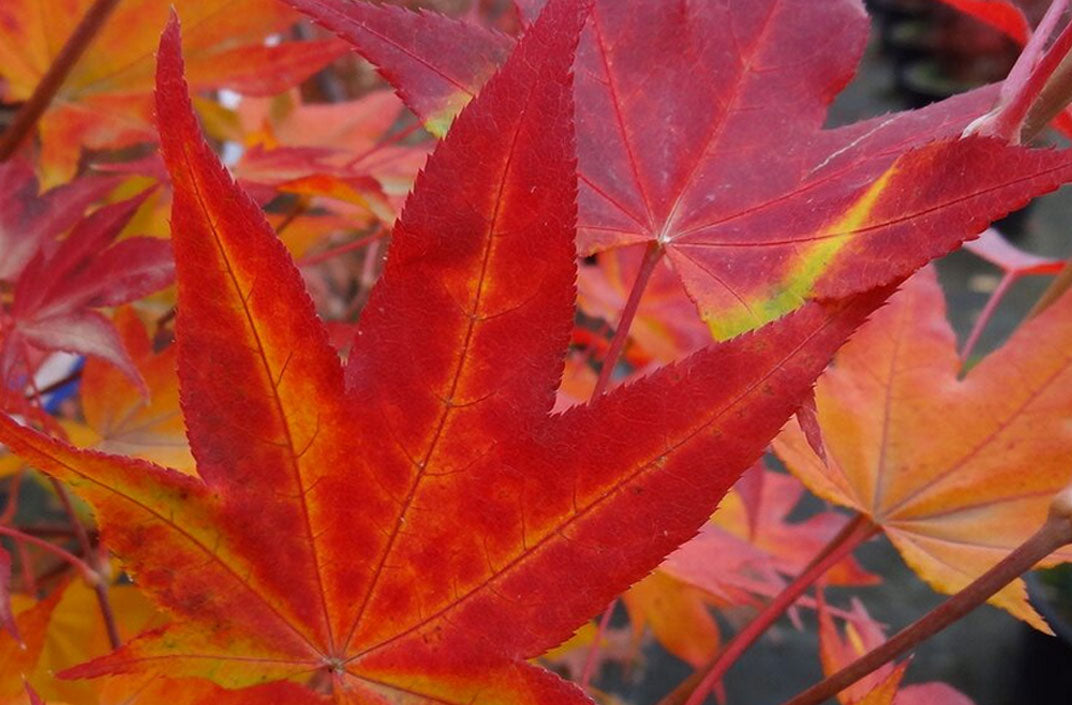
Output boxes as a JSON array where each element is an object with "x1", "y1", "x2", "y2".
[
  {"x1": 935, "y1": 0, "x2": 1030, "y2": 45},
  {"x1": 0, "y1": 0, "x2": 347, "y2": 184},
  {"x1": 0, "y1": 0, "x2": 890, "y2": 701},
  {"x1": 63, "y1": 308, "x2": 193, "y2": 473},
  {"x1": 817, "y1": 596, "x2": 975, "y2": 705},
  {"x1": 286, "y1": 0, "x2": 1072, "y2": 341},
  {"x1": 658, "y1": 469, "x2": 875, "y2": 611},
  {"x1": 0, "y1": 587, "x2": 63, "y2": 704},
  {"x1": 963, "y1": 227, "x2": 1064, "y2": 278},
  {"x1": 775, "y1": 266, "x2": 1072, "y2": 631},
  {"x1": 0, "y1": 188, "x2": 174, "y2": 390},
  {"x1": 0, "y1": 160, "x2": 116, "y2": 285},
  {"x1": 621, "y1": 571, "x2": 721, "y2": 670}
]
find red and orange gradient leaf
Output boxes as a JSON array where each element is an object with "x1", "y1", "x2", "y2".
[
  {"x1": 0, "y1": 0, "x2": 346, "y2": 184},
  {"x1": 776, "y1": 267, "x2": 1072, "y2": 630},
  {"x1": 0, "y1": 2, "x2": 891, "y2": 702}
]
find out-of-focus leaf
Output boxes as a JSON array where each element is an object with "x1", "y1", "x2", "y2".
[{"x1": 776, "y1": 267, "x2": 1072, "y2": 630}]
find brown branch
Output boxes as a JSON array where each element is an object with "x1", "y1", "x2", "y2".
[{"x1": 0, "y1": 0, "x2": 122, "y2": 161}]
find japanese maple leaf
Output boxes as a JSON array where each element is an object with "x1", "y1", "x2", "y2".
[
  {"x1": 0, "y1": 160, "x2": 116, "y2": 284},
  {"x1": 286, "y1": 0, "x2": 1072, "y2": 340},
  {"x1": 0, "y1": 0, "x2": 891, "y2": 701},
  {"x1": 658, "y1": 470, "x2": 875, "y2": 611},
  {"x1": 63, "y1": 308, "x2": 193, "y2": 472},
  {"x1": 817, "y1": 597, "x2": 974, "y2": 705},
  {"x1": 0, "y1": 587, "x2": 63, "y2": 705},
  {"x1": 231, "y1": 90, "x2": 427, "y2": 223},
  {"x1": 0, "y1": 189, "x2": 174, "y2": 390},
  {"x1": 0, "y1": 0, "x2": 347, "y2": 184},
  {"x1": 936, "y1": 0, "x2": 1030, "y2": 45},
  {"x1": 775, "y1": 266, "x2": 1072, "y2": 631},
  {"x1": 621, "y1": 570, "x2": 721, "y2": 670}
]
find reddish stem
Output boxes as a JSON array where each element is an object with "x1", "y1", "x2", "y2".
[
  {"x1": 0, "y1": 469, "x2": 25, "y2": 525},
  {"x1": 275, "y1": 198, "x2": 310, "y2": 238},
  {"x1": 24, "y1": 367, "x2": 83, "y2": 400},
  {"x1": 346, "y1": 121, "x2": 423, "y2": 168},
  {"x1": 19, "y1": 353, "x2": 122, "y2": 649},
  {"x1": 577, "y1": 243, "x2": 665, "y2": 688},
  {"x1": 49, "y1": 478, "x2": 121, "y2": 649},
  {"x1": 779, "y1": 508, "x2": 1072, "y2": 705},
  {"x1": 579, "y1": 599, "x2": 617, "y2": 689},
  {"x1": 0, "y1": 525, "x2": 96, "y2": 581},
  {"x1": 1028, "y1": 258, "x2": 1072, "y2": 318},
  {"x1": 15, "y1": 538, "x2": 37, "y2": 595},
  {"x1": 593, "y1": 242, "x2": 663, "y2": 397},
  {"x1": 0, "y1": 0, "x2": 121, "y2": 160},
  {"x1": 669, "y1": 514, "x2": 878, "y2": 705},
  {"x1": 959, "y1": 273, "x2": 1015, "y2": 364},
  {"x1": 298, "y1": 227, "x2": 387, "y2": 268},
  {"x1": 979, "y1": 1, "x2": 1072, "y2": 143}
]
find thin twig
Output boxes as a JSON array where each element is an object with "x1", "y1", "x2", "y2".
[
  {"x1": 779, "y1": 492, "x2": 1072, "y2": 705},
  {"x1": 0, "y1": 0, "x2": 122, "y2": 160},
  {"x1": 298, "y1": 227, "x2": 387, "y2": 268},
  {"x1": 0, "y1": 524, "x2": 97, "y2": 581},
  {"x1": 668, "y1": 515, "x2": 878, "y2": 705},
  {"x1": 49, "y1": 478, "x2": 121, "y2": 649},
  {"x1": 577, "y1": 243, "x2": 665, "y2": 689},
  {"x1": 592, "y1": 242, "x2": 663, "y2": 397}
]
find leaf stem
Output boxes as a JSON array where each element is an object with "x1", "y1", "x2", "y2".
[
  {"x1": 346, "y1": 121, "x2": 423, "y2": 168},
  {"x1": 578, "y1": 242, "x2": 666, "y2": 688},
  {"x1": 49, "y1": 478, "x2": 121, "y2": 649},
  {"x1": 0, "y1": 0, "x2": 122, "y2": 161},
  {"x1": 665, "y1": 513, "x2": 877, "y2": 705},
  {"x1": 778, "y1": 494, "x2": 1072, "y2": 705},
  {"x1": 959, "y1": 272, "x2": 1014, "y2": 364},
  {"x1": 0, "y1": 524, "x2": 96, "y2": 582},
  {"x1": 592, "y1": 241, "x2": 663, "y2": 397},
  {"x1": 968, "y1": 0, "x2": 1072, "y2": 143},
  {"x1": 1026, "y1": 259, "x2": 1072, "y2": 319},
  {"x1": 298, "y1": 226, "x2": 387, "y2": 267}
]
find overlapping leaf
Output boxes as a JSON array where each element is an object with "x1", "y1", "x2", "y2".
[
  {"x1": 817, "y1": 597, "x2": 974, "y2": 705},
  {"x1": 0, "y1": 163, "x2": 173, "y2": 391},
  {"x1": 0, "y1": 0, "x2": 894, "y2": 701},
  {"x1": 0, "y1": 0, "x2": 346, "y2": 183},
  {"x1": 776, "y1": 267, "x2": 1072, "y2": 630},
  {"x1": 288, "y1": 0, "x2": 1072, "y2": 340},
  {"x1": 63, "y1": 309, "x2": 192, "y2": 472},
  {"x1": 1, "y1": 197, "x2": 173, "y2": 390},
  {"x1": 659, "y1": 470, "x2": 875, "y2": 610}
]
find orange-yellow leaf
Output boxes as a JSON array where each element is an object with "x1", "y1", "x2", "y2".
[
  {"x1": 69, "y1": 309, "x2": 192, "y2": 472},
  {"x1": 776, "y1": 267, "x2": 1072, "y2": 629},
  {"x1": 0, "y1": 0, "x2": 344, "y2": 184}
]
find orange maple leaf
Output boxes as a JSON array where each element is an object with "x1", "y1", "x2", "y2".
[
  {"x1": 776, "y1": 266, "x2": 1072, "y2": 631},
  {"x1": 0, "y1": 0, "x2": 345, "y2": 184}
]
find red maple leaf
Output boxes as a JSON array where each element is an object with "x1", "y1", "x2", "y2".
[
  {"x1": 0, "y1": 162, "x2": 173, "y2": 390},
  {"x1": 0, "y1": 1, "x2": 889, "y2": 701},
  {"x1": 287, "y1": 0, "x2": 1072, "y2": 339}
]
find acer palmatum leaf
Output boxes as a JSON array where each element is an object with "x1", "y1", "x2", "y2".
[
  {"x1": 290, "y1": 0, "x2": 1072, "y2": 339},
  {"x1": 0, "y1": 1, "x2": 890, "y2": 703},
  {"x1": 0, "y1": 0, "x2": 346, "y2": 184},
  {"x1": 2, "y1": 191, "x2": 173, "y2": 391},
  {"x1": 776, "y1": 267, "x2": 1072, "y2": 630}
]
